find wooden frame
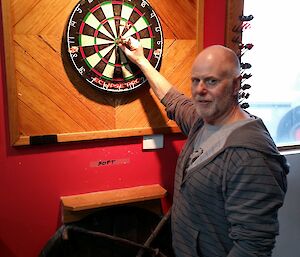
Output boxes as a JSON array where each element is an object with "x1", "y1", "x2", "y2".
[
  {"x1": 225, "y1": 0, "x2": 245, "y2": 55},
  {"x1": 1, "y1": 0, "x2": 204, "y2": 146}
]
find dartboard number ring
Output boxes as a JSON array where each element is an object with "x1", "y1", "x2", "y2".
[{"x1": 65, "y1": 0, "x2": 163, "y2": 93}]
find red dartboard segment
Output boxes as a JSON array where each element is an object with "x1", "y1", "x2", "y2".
[{"x1": 65, "y1": 0, "x2": 163, "y2": 93}]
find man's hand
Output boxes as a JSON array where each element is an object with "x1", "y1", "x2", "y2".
[
  {"x1": 119, "y1": 36, "x2": 172, "y2": 100},
  {"x1": 118, "y1": 37, "x2": 148, "y2": 66}
]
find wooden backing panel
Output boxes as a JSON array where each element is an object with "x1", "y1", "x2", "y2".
[
  {"x1": 14, "y1": 43, "x2": 115, "y2": 132},
  {"x1": 37, "y1": 35, "x2": 62, "y2": 53},
  {"x1": 161, "y1": 39, "x2": 176, "y2": 56},
  {"x1": 115, "y1": 96, "x2": 169, "y2": 129},
  {"x1": 14, "y1": 34, "x2": 116, "y2": 128},
  {"x1": 14, "y1": 35, "x2": 68, "y2": 87},
  {"x1": 177, "y1": 75, "x2": 193, "y2": 98},
  {"x1": 157, "y1": 19, "x2": 176, "y2": 39},
  {"x1": 11, "y1": 0, "x2": 40, "y2": 26},
  {"x1": 39, "y1": 1, "x2": 81, "y2": 37},
  {"x1": 61, "y1": 184, "x2": 167, "y2": 211},
  {"x1": 160, "y1": 40, "x2": 196, "y2": 85},
  {"x1": 2, "y1": 0, "x2": 204, "y2": 145},
  {"x1": 149, "y1": 0, "x2": 197, "y2": 39},
  {"x1": 16, "y1": 71, "x2": 85, "y2": 134},
  {"x1": 15, "y1": 0, "x2": 196, "y2": 38},
  {"x1": 14, "y1": 0, "x2": 71, "y2": 34},
  {"x1": 18, "y1": 99, "x2": 61, "y2": 135}
]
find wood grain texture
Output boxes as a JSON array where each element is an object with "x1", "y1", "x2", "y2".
[
  {"x1": 61, "y1": 184, "x2": 167, "y2": 211},
  {"x1": 149, "y1": 0, "x2": 198, "y2": 39},
  {"x1": 225, "y1": 0, "x2": 244, "y2": 55},
  {"x1": 2, "y1": 0, "x2": 204, "y2": 145},
  {"x1": 1, "y1": 0, "x2": 20, "y2": 145},
  {"x1": 60, "y1": 184, "x2": 166, "y2": 223}
]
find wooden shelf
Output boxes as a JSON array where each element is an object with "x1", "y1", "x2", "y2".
[{"x1": 61, "y1": 184, "x2": 167, "y2": 223}]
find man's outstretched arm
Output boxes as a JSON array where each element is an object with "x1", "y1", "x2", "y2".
[{"x1": 119, "y1": 37, "x2": 173, "y2": 100}]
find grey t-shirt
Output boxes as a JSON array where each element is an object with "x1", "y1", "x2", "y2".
[{"x1": 187, "y1": 119, "x2": 253, "y2": 171}]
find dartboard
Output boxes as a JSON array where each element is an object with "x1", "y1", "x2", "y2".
[{"x1": 65, "y1": 0, "x2": 163, "y2": 93}]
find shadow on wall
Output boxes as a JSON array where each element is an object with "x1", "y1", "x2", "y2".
[
  {"x1": 0, "y1": 239, "x2": 18, "y2": 257},
  {"x1": 38, "y1": 206, "x2": 174, "y2": 257}
]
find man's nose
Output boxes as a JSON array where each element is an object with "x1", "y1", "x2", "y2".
[{"x1": 194, "y1": 81, "x2": 207, "y2": 95}]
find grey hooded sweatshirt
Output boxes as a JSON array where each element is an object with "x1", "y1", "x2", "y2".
[{"x1": 161, "y1": 88, "x2": 289, "y2": 257}]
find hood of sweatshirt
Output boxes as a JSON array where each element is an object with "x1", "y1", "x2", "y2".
[{"x1": 225, "y1": 117, "x2": 289, "y2": 175}]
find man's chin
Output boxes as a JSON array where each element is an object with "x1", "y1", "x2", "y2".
[{"x1": 196, "y1": 109, "x2": 210, "y2": 118}]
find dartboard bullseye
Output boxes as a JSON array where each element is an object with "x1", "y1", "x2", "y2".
[{"x1": 65, "y1": 0, "x2": 163, "y2": 92}]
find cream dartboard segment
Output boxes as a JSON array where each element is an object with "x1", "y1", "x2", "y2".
[{"x1": 66, "y1": 0, "x2": 164, "y2": 92}]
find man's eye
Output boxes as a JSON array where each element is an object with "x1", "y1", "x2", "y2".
[
  {"x1": 205, "y1": 78, "x2": 218, "y2": 86},
  {"x1": 191, "y1": 78, "x2": 200, "y2": 85}
]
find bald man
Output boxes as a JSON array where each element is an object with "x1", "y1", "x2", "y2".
[{"x1": 120, "y1": 39, "x2": 289, "y2": 257}]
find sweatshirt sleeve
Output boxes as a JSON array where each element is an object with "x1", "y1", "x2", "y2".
[
  {"x1": 161, "y1": 88, "x2": 200, "y2": 135},
  {"x1": 223, "y1": 148, "x2": 287, "y2": 257}
]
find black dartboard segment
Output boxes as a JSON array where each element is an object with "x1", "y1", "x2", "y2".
[{"x1": 66, "y1": 0, "x2": 163, "y2": 92}]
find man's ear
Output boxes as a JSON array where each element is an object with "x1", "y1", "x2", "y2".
[{"x1": 232, "y1": 75, "x2": 242, "y2": 96}]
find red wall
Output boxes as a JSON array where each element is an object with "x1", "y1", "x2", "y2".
[{"x1": 0, "y1": 1, "x2": 226, "y2": 256}]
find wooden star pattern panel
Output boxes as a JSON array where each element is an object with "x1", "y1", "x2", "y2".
[{"x1": 2, "y1": 0, "x2": 204, "y2": 146}]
